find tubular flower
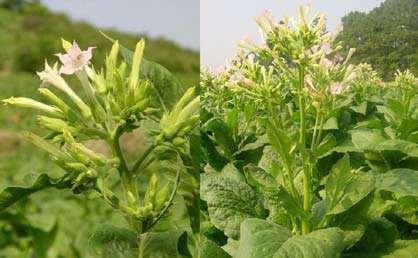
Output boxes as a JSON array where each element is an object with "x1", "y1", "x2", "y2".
[
  {"x1": 56, "y1": 41, "x2": 95, "y2": 75},
  {"x1": 37, "y1": 61, "x2": 92, "y2": 118}
]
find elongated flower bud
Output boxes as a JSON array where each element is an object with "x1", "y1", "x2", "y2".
[
  {"x1": 63, "y1": 130, "x2": 107, "y2": 166},
  {"x1": 23, "y1": 132, "x2": 69, "y2": 160},
  {"x1": 37, "y1": 61, "x2": 92, "y2": 119},
  {"x1": 129, "y1": 40, "x2": 145, "y2": 92},
  {"x1": 37, "y1": 116, "x2": 76, "y2": 134},
  {"x1": 38, "y1": 88, "x2": 70, "y2": 113},
  {"x1": 2, "y1": 97, "x2": 64, "y2": 117}
]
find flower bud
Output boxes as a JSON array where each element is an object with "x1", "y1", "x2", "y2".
[
  {"x1": 2, "y1": 97, "x2": 64, "y2": 118},
  {"x1": 63, "y1": 130, "x2": 107, "y2": 166},
  {"x1": 37, "y1": 116, "x2": 76, "y2": 134},
  {"x1": 23, "y1": 132, "x2": 69, "y2": 160}
]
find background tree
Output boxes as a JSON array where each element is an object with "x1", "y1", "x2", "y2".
[{"x1": 337, "y1": 0, "x2": 418, "y2": 80}]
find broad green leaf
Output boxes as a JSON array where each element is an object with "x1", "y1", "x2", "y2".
[
  {"x1": 204, "y1": 118, "x2": 235, "y2": 158},
  {"x1": 353, "y1": 217, "x2": 398, "y2": 252},
  {"x1": 243, "y1": 164, "x2": 277, "y2": 188},
  {"x1": 0, "y1": 173, "x2": 71, "y2": 211},
  {"x1": 323, "y1": 117, "x2": 339, "y2": 130},
  {"x1": 333, "y1": 192, "x2": 397, "y2": 248},
  {"x1": 266, "y1": 124, "x2": 294, "y2": 167},
  {"x1": 345, "y1": 240, "x2": 418, "y2": 258},
  {"x1": 264, "y1": 187, "x2": 310, "y2": 221},
  {"x1": 200, "y1": 173, "x2": 267, "y2": 239},
  {"x1": 393, "y1": 196, "x2": 418, "y2": 224},
  {"x1": 200, "y1": 237, "x2": 232, "y2": 258},
  {"x1": 325, "y1": 155, "x2": 375, "y2": 215},
  {"x1": 221, "y1": 163, "x2": 246, "y2": 182},
  {"x1": 89, "y1": 225, "x2": 137, "y2": 258},
  {"x1": 351, "y1": 101, "x2": 368, "y2": 115},
  {"x1": 376, "y1": 140, "x2": 418, "y2": 157},
  {"x1": 375, "y1": 169, "x2": 418, "y2": 197},
  {"x1": 139, "y1": 230, "x2": 191, "y2": 258},
  {"x1": 237, "y1": 218, "x2": 292, "y2": 258},
  {"x1": 316, "y1": 133, "x2": 337, "y2": 158},
  {"x1": 273, "y1": 228, "x2": 345, "y2": 258},
  {"x1": 351, "y1": 130, "x2": 386, "y2": 151}
]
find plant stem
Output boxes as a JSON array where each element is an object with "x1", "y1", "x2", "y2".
[
  {"x1": 311, "y1": 109, "x2": 320, "y2": 150},
  {"x1": 131, "y1": 143, "x2": 157, "y2": 174},
  {"x1": 298, "y1": 67, "x2": 311, "y2": 234}
]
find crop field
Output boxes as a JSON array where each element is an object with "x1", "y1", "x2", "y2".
[{"x1": 200, "y1": 4, "x2": 418, "y2": 258}]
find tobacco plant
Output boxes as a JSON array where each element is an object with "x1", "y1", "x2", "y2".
[
  {"x1": 200, "y1": 6, "x2": 418, "y2": 258},
  {"x1": 1, "y1": 37, "x2": 199, "y2": 257}
]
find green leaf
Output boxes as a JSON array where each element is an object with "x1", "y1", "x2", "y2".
[
  {"x1": 200, "y1": 173, "x2": 267, "y2": 239},
  {"x1": 316, "y1": 133, "x2": 337, "y2": 158},
  {"x1": 273, "y1": 228, "x2": 345, "y2": 258},
  {"x1": 375, "y1": 140, "x2": 418, "y2": 157},
  {"x1": 346, "y1": 240, "x2": 418, "y2": 258},
  {"x1": 221, "y1": 163, "x2": 246, "y2": 182},
  {"x1": 375, "y1": 168, "x2": 418, "y2": 197},
  {"x1": 139, "y1": 230, "x2": 191, "y2": 258},
  {"x1": 393, "y1": 196, "x2": 418, "y2": 224},
  {"x1": 353, "y1": 217, "x2": 398, "y2": 252},
  {"x1": 0, "y1": 173, "x2": 71, "y2": 211},
  {"x1": 237, "y1": 218, "x2": 292, "y2": 258},
  {"x1": 323, "y1": 117, "x2": 339, "y2": 130},
  {"x1": 243, "y1": 164, "x2": 277, "y2": 188},
  {"x1": 325, "y1": 155, "x2": 375, "y2": 215},
  {"x1": 351, "y1": 101, "x2": 368, "y2": 115},
  {"x1": 351, "y1": 130, "x2": 386, "y2": 151},
  {"x1": 89, "y1": 225, "x2": 137, "y2": 258},
  {"x1": 204, "y1": 118, "x2": 235, "y2": 158},
  {"x1": 264, "y1": 187, "x2": 310, "y2": 221},
  {"x1": 201, "y1": 237, "x2": 232, "y2": 258}
]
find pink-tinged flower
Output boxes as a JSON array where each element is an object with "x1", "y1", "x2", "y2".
[
  {"x1": 56, "y1": 41, "x2": 95, "y2": 75},
  {"x1": 321, "y1": 43, "x2": 332, "y2": 55},
  {"x1": 329, "y1": 82, "x2": 344, "y2": 95}
]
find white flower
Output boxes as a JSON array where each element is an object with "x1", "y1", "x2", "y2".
[
  {"x1": 37, "y1": 61, "x2": 91, "y2": 118},
  {"x1": 56, "y1": 41, "x2": 95, "y2": 75},
  {"x1": 329, "y1": 82, "x2": 344, "y2": 95}
]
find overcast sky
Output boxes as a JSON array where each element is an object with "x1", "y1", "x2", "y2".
[
  {"x1": 201, "y1": 0, "x2": 386, "y2": 68},
  {"x1": 41, "y1": 0, "x2": 199, "y2": 50}
]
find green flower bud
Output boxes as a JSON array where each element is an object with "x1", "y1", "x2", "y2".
[
  {"x1": 63, "y1": 130, "x2": 107, "y2": 166},
  {"x1": 23, "y1": 132, "x2": 69, "y2": 161},
  {"x1": 143, "y1": 174, "x2": 158, "y2": 206},
  {"x1": 129, "y1": 40, "x2": 145, "y2": 92},
  {"x1": 172, "y1": 137, "x2": 187, "y2": 147},
  {"x1": 37, "y1": 116, "x2": 76, "y2": 134},
  {"x1": 2, "y1": 97, "x2": 64, "y2": 118},
  {"x1": 154, "y1": 183, "x2": 170, "y2": 211}
]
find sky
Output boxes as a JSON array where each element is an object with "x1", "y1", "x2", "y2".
[
  {"x1": 201, "y1": 0, "x2": 386, "y2": 68},
  {"x1": 41, "y1": 0, "x2": 199, "y2": 50}
]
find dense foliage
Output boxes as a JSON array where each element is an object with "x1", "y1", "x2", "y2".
[
  {"x1": 337, "y1": 0, "x2": 418, "y2": 81},
  {"x1": 200, "y1": 6, "x2": 418, "y2": 258}
]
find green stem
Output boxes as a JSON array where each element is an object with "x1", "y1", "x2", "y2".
[
  {"x1": 131, "y1": 144, "x2": 157, "y2": 174},
  {"x1": 311, "y1": 109, "x2": 320, "y2": 150},
  {"x1": 315, "y1": 114, "x2": 325, "y2": 147},
  {"x1": 298, "y1": 67, "x2": 311, "y2": 235}
]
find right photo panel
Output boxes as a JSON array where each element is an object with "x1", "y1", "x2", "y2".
[{"x1": 200, "y1": 0, "x2": 418, "y2": 257}]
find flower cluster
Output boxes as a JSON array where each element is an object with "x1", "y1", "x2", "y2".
[{"x1": 2, "y1": 38, "x2": 199, "y2": 229}]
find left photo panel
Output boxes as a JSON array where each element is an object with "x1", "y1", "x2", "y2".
[{"x1": 0, "y1": 0, "x2": 200, "y2": 257}]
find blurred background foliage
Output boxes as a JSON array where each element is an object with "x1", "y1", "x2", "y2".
[
  {"x1": 0, "y1": 1, "x2": 198, "y2": 257},
  {"x1": 337, "y1": 0, "x2": 418, "y2": 81}
]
